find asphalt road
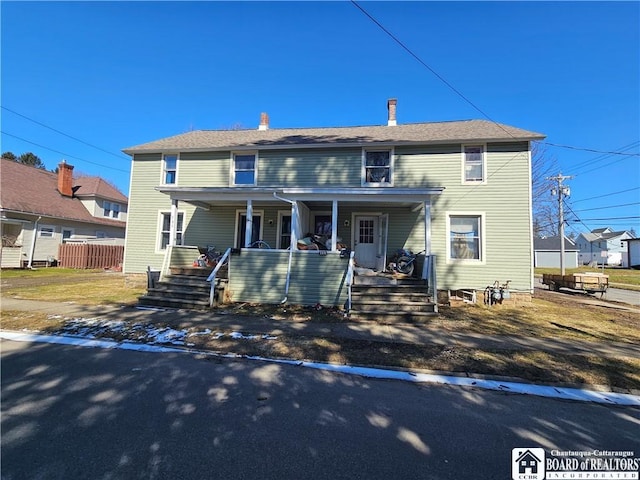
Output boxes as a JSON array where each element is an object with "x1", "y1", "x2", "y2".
[{"x1": 2, "y1": 340, "x2": 638, "y2": 480}]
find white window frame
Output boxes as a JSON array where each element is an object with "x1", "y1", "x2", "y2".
[
  {"x1": 230, "y1": 151, "x2": 258, "y2": 186},
  {"x1": 276, "y1": 210, "x2": 292, "y2": 250},
  {"x1": 362, "y1": 148, "x2": 394, "y2": 187},
  {"x1": 111, "y1": 203, "x2": 120, "y2": 219},
  {"x1": 62, "y1": 228, "x2": 74, "y2": 242},
  {"x1": 38, "y1": 225, "x2": 55, "y2": 238},
  {"x1": 461, "y1": 144, "x2": 486, "y2": 184},
  {"x1": 103, "y1": 201, "x2": 112, "y2": 217},
  {"x1": 446, "y1": 212, "x2": 486, "y2": 264},
  {"x1": 157, "y1": 210, "x2": 185, "y2": 252},
  {"x1": 234, "y1": 209, "x2": 264, "y2": 248},
  {"x1": 162, "y1": 154, "x2": 178, "y2": 185}
]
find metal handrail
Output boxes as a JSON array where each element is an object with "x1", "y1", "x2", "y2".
[
  {"x1": 420, "y1": 254, "x2": 438, "y2": 313},
  {"x1": 207, "y1": 247, "x2": 232, "y2": 307},
  {"x1": 345, "y1": 250, "x2": 356, "y2": 315}
]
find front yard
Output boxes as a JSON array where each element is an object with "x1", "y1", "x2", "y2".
[{"x1": 1, "y1": 268, "x2": 639, "y2": 391}]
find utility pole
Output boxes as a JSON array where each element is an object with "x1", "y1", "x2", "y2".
[{"x1": 547, "y1": 173, "x2": 573, "y2": 275}]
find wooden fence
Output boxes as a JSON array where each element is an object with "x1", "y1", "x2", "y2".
[{"x1": 58, "y1": 244, "x2": 124, "y2": 269}]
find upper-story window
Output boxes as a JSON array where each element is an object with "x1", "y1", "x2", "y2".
[
  {"x1": 363, "y1": 149, "x2": 393, "y2": 186},
  {"x1": 462, "y1": 145, "x2": 485, "y2": 183},
  {"x1": 103, "y1": 201, "x2": 120, "y2": 219},
  {"x1": 233, "y1": 153, "x2": 256, "y2": 186},
  {"x1": 163, "y1": 154, "x2": 177, "y2": 185}
]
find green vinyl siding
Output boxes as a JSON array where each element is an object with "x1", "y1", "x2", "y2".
[
  {"x1": 178, "y1": 151, "x2": 230, "y2": 187},
  {"x1": 125, "y1": 141, "x2": 534, "y2": 294},
  {"x1": 124, "y1": 154, "x2": 198, "y2": 273},
  {"x1": 259, "y1": 148, "x2": 361, "y2": 187},
  {"x1": 228, "y1": 250, "x2": 348, "y2": 306}
]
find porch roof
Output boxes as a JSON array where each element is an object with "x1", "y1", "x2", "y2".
[{"x1": 155, "y1": 186, "x2": 444, "y2": 208}]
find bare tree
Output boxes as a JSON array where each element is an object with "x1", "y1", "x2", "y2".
[{"x1": 531, "y1": 142, "x2": 561, "y2": 237}]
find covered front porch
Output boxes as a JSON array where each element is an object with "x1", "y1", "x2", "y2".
[{"x1": 152, "y1": 187, "x2": 443, "y2": 314}]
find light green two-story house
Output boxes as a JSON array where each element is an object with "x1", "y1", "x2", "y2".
[{"x1": 123, "y1": 99, "x2": 545, "y2": 312}]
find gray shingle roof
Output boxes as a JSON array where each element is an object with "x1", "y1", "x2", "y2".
[
  {"x1": 123, "y1": 119, "x2": 545, "y2": 154},
  {"x1": 534, "y1": 236, "x2": 578, "y2": 251}
]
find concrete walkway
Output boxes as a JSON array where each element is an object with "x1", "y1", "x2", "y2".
[{"x1": 2, "y1": 297, "x2": 639, "y2": 359}]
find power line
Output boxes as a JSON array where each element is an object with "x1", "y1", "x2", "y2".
[
  {"x1": 1, "y1": 131, "x2": 130, "y2": 173},
  {"x1": 542, "y1": 141, "x2": 640, "y2": 157},
  {"x1": 575, "y1": 155, "x2": 638, "y2": 177},
  {"x1": 569, "y1": 201, "x2": 640, "y2": 213},
  {"x1": 573, "y1": 216, "x2": 640, "y2": 221},
  {"x1": 350, "y1": 1, "x2": 508, "y2": 134},
  {"x1": 1, "y1": 106, "x2": 129, "y2": 160},
  {"x1": 571, "y1": 186, "x2": 640, "y2": 204}
]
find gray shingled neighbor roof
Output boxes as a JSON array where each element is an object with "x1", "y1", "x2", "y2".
[
  {"x1": 123, "y1": 119, "x2": 545, "y2": 154},
  {"x1": 534, "y1": 236, "x2": 578, "y2": 251}
]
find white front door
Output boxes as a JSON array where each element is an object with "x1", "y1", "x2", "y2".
[{"x1": 354, "y1": 216, "x2": 378, "y2": 269}]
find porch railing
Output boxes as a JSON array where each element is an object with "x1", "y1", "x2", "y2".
[
  {"x1": 207, "y1": 247, "x2": 232, "y2": 307},
  {"x1": 421, "y1": 254, "x2": 438, "y2": 313},
  {"x1": 345, "y1": 250, "x2": 356, "y2": 315}
]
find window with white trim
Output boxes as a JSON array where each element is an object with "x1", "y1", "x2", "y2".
[
  {"x1": 233, "y1": 153, "x2": 256, "y2": 185},
  {"x1": 111, "y1": 203, "x2": 120, "y2": 219},
  {"x1": 39, "y1": 225, "x2": 55, "y2": 238},
  {"x1": 163, "y1": 154, "x2": 177, "y2": 185},
  {"x1": 462, "y1": 145, "x2": 485, "y2": 183},
  {"x1": 159, "y1": 211, "x2": 184, "y2": 250},
  {"x1": 363, "y1": 149, "x2": 392, "y2": 186},
  {"x1": 448, "y1": 214, "x2": 483, "y2": 261}
]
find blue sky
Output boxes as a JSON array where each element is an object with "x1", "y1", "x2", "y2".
[{"x1": 2, "y1": 1, "x2": 639, "y2": 236}]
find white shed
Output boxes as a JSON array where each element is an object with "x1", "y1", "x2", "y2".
[{"x1": 623, "y1": 238, "x2": 640, "y2": 269}]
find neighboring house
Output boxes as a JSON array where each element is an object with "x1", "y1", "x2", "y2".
[
  {"x1": 622, "y1": 238, "x2": 640, "y2": 269},
  {"x1": 533, "y1": 236, "x2": 579, "y2": 268},
  {"x1": 123, "y1": 99, "x2": 545, "y2": 306},
  {"x1": 0, "y1": 158, "x2": 128, "y2": 268},
  {"x1": 576, "y1": 227, "x2": 634, "y2": 266}
]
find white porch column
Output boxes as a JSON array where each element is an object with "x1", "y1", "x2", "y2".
[
  {"x1": 169, "y1": 199, "x2": 179, "y2": 246},
  {"x1": 291, "y1": 201, "x2": 299, "y2": 246},
  {"x1": 245, "y1": 200, "x2": 253, "y2": 248},
  {"x1": 424, "y1": 199, "x2": 431, "y2": 255},
  {"x1": 331, "y1": 200, "x2": 338, "y2": 251}
]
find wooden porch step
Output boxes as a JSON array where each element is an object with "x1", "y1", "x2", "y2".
[
  {"x1": 349, "y1": 309, "x2": 437, "y2": 323},
  {"x1": 138, "y1": 295, "x2": 211, "y2": 311},
  {"x1": 352, "y1": 300, "x2": 435, "y2": 313},
  {"x1": 138, "y1": 273, "x2": 227, "y2": 311}
]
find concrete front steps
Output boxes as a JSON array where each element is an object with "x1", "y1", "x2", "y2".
[
  {"x1": 349, "y1": 276, "x2": 437, "y2": 323},
  {"x1": 137, "y1": 266, "x2": 227, "y2": 310}
]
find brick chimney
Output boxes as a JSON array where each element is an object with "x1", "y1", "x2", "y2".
[
  {"x1": 387, "y1": 98, "x2": 397, "y2": 126},
  {"x1": 57, "y1": 160, "x2": 74, "y2": 197},
  {"x1": 258, "y1": 112, "x2": 269, "y2": 131}
]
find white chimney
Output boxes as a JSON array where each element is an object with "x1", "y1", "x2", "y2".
[
  {"x1": 387, "y1": 98, "x2": 397, "y2": 126},
  {"x1": 258, "y1": 112, "x2": 269, "y2": 131}
]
